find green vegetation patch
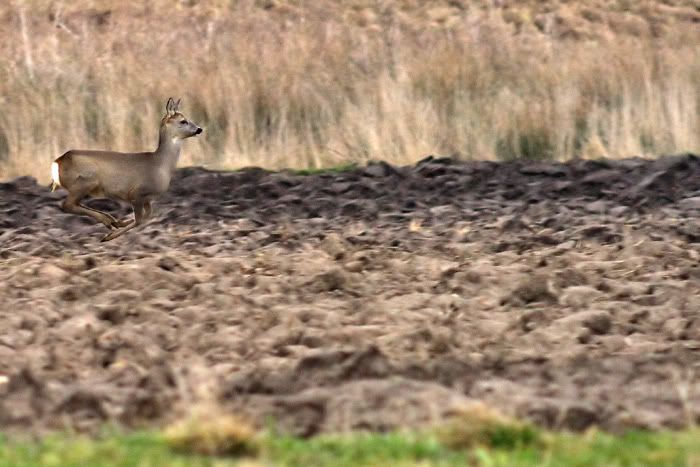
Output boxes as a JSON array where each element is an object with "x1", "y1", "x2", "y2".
[
  {"x1": 0, "y1": 432, "x2": 220, "y2": 467},
  {"x1": 1, "y1": 426, "x2": 699, "y2": 467},
  {"x1": 266, "y1": 432, "x2": 466, "y2": 467},
  {"x1": 287, "y1": 162, "x2": 359, "y2": 176}
]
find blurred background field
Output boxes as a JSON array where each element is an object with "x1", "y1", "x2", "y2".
[{"x1": 1, "y1": 0, "x2": 699, "y2": 181}]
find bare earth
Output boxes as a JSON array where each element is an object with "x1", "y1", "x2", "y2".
[{"x1": 2, "y1": 155, "x2": 700, "y2": 437}]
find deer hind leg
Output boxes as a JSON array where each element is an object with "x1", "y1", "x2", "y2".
[
  {"x1": 81, "y1": 204, "x2": 122, "y2": 228},
  {"x1": 101, "y1": 199, "x2": 150, "y2": 242},
  {"x1": 62, "y1": 187, "x2": 120, "y2": 230}
]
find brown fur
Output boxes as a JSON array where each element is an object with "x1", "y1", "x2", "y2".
[{"x1": 52, "y1": 97, "x2": 202, "y2": 242}]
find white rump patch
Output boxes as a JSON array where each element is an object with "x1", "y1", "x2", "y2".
[{"x1": 51, "y1": 161, "x2": 61, "y2": 191}]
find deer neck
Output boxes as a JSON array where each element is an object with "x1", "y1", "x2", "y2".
[{"x1": 155, "y1": 128, "x2": 183, "y2": 173}]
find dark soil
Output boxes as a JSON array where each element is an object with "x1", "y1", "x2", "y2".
[{"x1": 2, "y1": 154, "x2": 700, "y2": 436}]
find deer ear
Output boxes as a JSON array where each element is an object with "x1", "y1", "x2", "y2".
[
  {"x1": 165, "y1": 98, "x2": 174, "y2": 115},
  {"x1": 174, "y1": 98, "x2": 181, "y2": 112}
]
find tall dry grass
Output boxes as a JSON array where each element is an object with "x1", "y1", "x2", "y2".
[{"x1": 1, "y1": 0, "x2": 699, "y2": 182}]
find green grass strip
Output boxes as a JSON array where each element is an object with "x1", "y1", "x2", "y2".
[{"x1": 0, "y1": 428, "x2": 699, "y2": 467}]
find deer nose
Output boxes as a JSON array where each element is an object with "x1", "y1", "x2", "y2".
[{"x1": 195, "y1": 128, "x2": 203, "y2": 135}]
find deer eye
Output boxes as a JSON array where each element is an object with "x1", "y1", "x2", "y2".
[{"x1": 180, "y1": 119, "x2": 187, "y2": 124}]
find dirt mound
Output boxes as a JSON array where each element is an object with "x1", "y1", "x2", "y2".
[{"x1": 1, "y1": 154, "x2": 700, "y2": 436}]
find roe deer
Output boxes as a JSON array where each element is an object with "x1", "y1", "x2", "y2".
[{"x1": 51, "y1": 98, "x2": 202, "y2": 242}]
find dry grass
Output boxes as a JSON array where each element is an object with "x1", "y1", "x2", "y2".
[
  {"x1": 435, "y1": 402, "x2": 542, "y2": 450},
  {"x1": 163, "y1": 406, "x2": 259, "y2": 457},
  {"x1": 1, "y1": 0, "x2": 699, "y2": 182}
]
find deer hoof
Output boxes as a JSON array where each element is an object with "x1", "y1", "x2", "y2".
[
  {"x1": 101, "y1": 231, "x2": 118, "y2": 242},
  {"x1": 114, "y1": 219, "x2": 132, "y2": 228}
]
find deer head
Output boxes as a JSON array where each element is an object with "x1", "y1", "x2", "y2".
[{"x1": 161, "y1": 97, "x2": 203, "y2": 140}]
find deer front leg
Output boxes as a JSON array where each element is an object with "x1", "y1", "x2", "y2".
[
  {"x1": 143, "y1": 199, "x2": 153, "y2": 219},
  {"x1": 101, "y1": 199, "x2": 148, "y2": 242},
  {"x1": 112, "y1": 199, "x2": 151, "y2": 228}
]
